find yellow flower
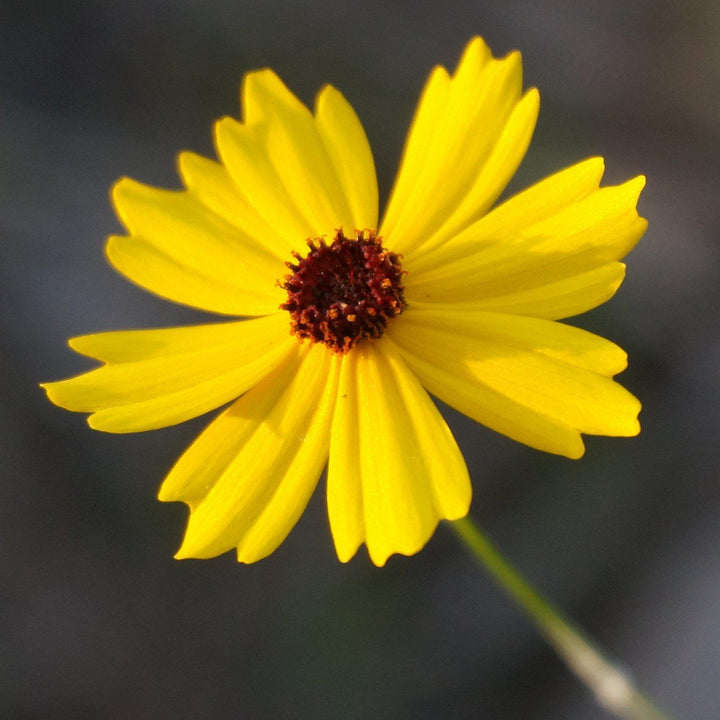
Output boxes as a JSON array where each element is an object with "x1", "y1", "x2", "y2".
[{"x1": 43, "y1": 37, "x2": 646, "y2": 567}]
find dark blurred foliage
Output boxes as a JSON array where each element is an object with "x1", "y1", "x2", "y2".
[{"x1": 1, "y1": 1, "x2": 719, "y2": 718}]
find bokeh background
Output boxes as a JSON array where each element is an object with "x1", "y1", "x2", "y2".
[{"x1": 2, "y1": 1, "x2": 719, "y2": 718}]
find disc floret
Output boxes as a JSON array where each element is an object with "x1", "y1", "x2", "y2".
[{"x1": 280, "y1": 230, "x2": 406, "y2": 353}]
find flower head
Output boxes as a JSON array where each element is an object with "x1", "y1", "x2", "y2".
[{"x1": 43, "y1": 37, "x2": 646, "y2": 566}]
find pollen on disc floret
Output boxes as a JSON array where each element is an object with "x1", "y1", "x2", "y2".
[{"x1": 280, "y1": 229, "x2": 407, "y2": 353}]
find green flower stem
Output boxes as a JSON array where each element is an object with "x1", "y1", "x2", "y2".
[{"x1": 450, "y1": 516, "x2": 675, "y2": 720}]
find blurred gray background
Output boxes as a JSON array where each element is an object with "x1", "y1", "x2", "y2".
[{"x1": 2, "y1": 1, "x2": 719, "y2": 718}]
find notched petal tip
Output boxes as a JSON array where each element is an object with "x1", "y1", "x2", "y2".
[
  {"x1": 622, "y1": 394, "x2": 643, "y2": 437},
  {"x1": 235, "y1": 544, "x2": 272, "y2": 565},
  {"x1": 240, "y1": 67, "x2": 279, "y2": 108},
  {"x1": 576, "y1": 155, "x2": 606, "y2": 180},
  {"x1": 367, "y1": 545, "x2": 391, "y2": 568},
  {"x1": 566, "y1": 439, "x2": 586, "y2": 460},
  {"x1": 157, "y1": 479, "x2": 190, "y2": 504},
  {"x1": 466, "y1": 35, "x2": 488, "y2": 49},
  {"x1": 242, "y1": 66, "x2": 277, "y2": 87},
  {"x1": 336, "y1": 547, "x2": 360, "y2": 565},
  {"x1": 627, "y1": 417, "x2": 642, "y2": 438},
  {"x1": 454, "y1": 35, "x2": 488, "y2": 65},
  {"x1": 39, "y1": 381, "x2": 55, "y2": 403},
  {"x1": 175, "y1": 150, "x2": 200, "y2": 184},
  {"x1": 110, "y1": 176, "x2": 142, "y2": 231},
  {"x1": 241, "y1": 67, "x2": 300, "y2": 126},
  {"x1": 109, "y1": 175, "x2": 132, "y2": 202},
  {"x1": 42, "y1": 379, "x2": 96, "y2": 421},
  {"x1": 86, "y1": 412, "x2": 119, "y2": 433},
  {"x1": 40, "y1": 377, "x2": 88, "y2": 412},
  {"x1": 103, "y1": 234, "x2": 128, "y2": 273},
  {"x1": 212, "y1": 114, "x2": 242, "y2": 150},
  {"x1": 523, "y1": 86, "x2": 541, "y2": 110},
  {"x1": 173, "y1": 525, "x2": 214, "y2": 561},
  {"x1": 427, "y1": 63, "x2": 451, "y2": 84},
  {"x1": 366, "y1": 533, "x2": 437, "y2": 568},
  {"x1": 314, "y1": 82, "x2": 338, "y2": 106},
  {"x1": 67, "y1": 334, "x2": 111, "y2": 362},
  {"x1": 625, "y1": 175, "x2": 647, "y2": 209},
  {"x1": 66, "y1": 335, "x2": 86, "y2": 353},
  {"x1": 501, "y1": 47, "x2": 523, "y2": 68},
  {"x1": 331, "y1": 531, "x2": 364, "y2": 565}
]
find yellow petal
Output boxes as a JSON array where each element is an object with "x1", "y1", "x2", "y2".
[
  {"x1": 242, "y1": 69, "x2": 355, "y2": 235},
  {"x1": 214, "y1": 117, "x2": 316, "y2": 243},
  {"x1": 405, "y1": 176, "x2": 647, "y2": 309},
  {"x1": 406, "y1": 156, "x2": 606, "y2": 276},
  {"x1": 394, "y1": 306, "x2": 630, "y2": 375},
  {"x1": 42, "y1": 314, "x2": 295, "y2": 432},
  {"x1": 314, "y1": 84, "x2": 379, "y2": 232},
  {"x1": 109, "y1": 178, "x2": 285, "y2": 315},
  {"x1": 382, "y1": 38, "x2": 534, "y2": 256},
  {"x1": 327, "y1": 340, "x2": 471, "y2": 566},
  {"x1": 66, "y1": 319, "x2": 277, "y2": 363},
  {"x1": 378, "y1": 64, "x2": 451, "y2": 241},
  {"x1": 177, "y1": 151, "x2": 291, "y2": 260},
  {"x1": 325, "y1": 350, "x2": 365, "y2": 563},
  {"x1": 452, "y1": 262, "x2": 627, "y2": 320},
  {"x1": 388, "y1": 308, "x2": 641, "y2": 458},
  {"x1": 380, "y1": 38, "x2": 485, "y2": 241},
  {"x1": 171, "y1": 343, "x2": 339, "y2": 561},
  {"x1": 157, "y1": 345, "x2": 302, "y2": 507},
  {"x1": 483, "y1": 156, "x2": 605, "y2": 233},
  {"x1": 415, "y1": 88, "x2": 539, "y2": 255}
]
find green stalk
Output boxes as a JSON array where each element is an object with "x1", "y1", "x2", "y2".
[{"x1": 450, "y1": 516, "x2": 676, "y2": 720}]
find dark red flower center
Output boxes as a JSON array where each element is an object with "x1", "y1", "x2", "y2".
[{"x1": 280, "y1": 229, "x2": 406, "y2": 353}]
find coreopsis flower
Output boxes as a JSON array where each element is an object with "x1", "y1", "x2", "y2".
[{"x1": 43, "y1": 37, "x2": 646, "y2": 566}]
